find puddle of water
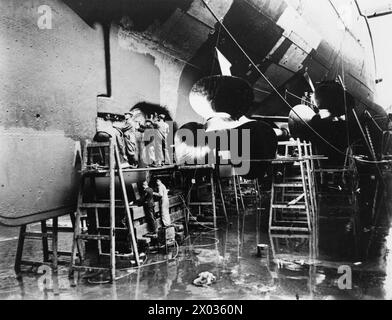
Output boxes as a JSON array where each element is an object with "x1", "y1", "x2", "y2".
[{"x1": 0, "y1": 175, "x2": 391, "y2": 300}]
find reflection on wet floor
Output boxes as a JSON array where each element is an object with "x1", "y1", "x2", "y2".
[{"x1": 0, "y1": 175, "x2": 392, "y2": 300}]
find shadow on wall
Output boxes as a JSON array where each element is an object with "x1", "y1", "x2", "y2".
[{"x1": 62, "y1": 0, "x2": 193, "y2": 29}]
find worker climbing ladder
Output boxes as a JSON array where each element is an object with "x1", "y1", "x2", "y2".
[
  {"x1": 69, "y1": 140, "x2": 140, "y2": 282},
  {"x1": 269, "y1": 139, "x2": 319, "y2": 233}
]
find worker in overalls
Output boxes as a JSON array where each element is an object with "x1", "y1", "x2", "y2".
[
  {"x1": 94, "y1": 114, "x2": 128, "y2": 165},
  {"x1": 117, "y1": 112, "x2": 138, "y2": 167},
  {"x1": 155, "y1": 114, "x2": 171, "y2": 166},
  {"x1": 154, "y1": 179, "x2": 175, "y2": 244},
  {"x1": 141, "y1": 117, "x2": 157, "y2": 167},
  {"x1": 141, "y1": 180, "x2": 157, "y2": 234}
]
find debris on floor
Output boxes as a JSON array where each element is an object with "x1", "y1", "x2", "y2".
[{"x1": 193, "y1": 272, "x2": 216, "y2": 287}]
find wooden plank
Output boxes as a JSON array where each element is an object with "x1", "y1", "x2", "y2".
[
  {"x1": 52, "y1": 217, "x2": 58, "y2": 272},
  {"x1": 271, "y1": 204, "x2": 306, "y2": 209},
  {"x1": 135, "y1": 223, "x2": 149, "y2": 239},
  {"x1": 97, "y1": 227, "x2": 127, "y2": 231},
  {"x1": 80, "y1": 203, "x2": 125, "y2": 209},
  {"x1": 139, "y1": 237, "x2": 151, "y2": 244},
  {"x1": 109, "y1": 141, "x2": 116, "y2": 282},
  {"x1": 170, "y1": 209, "x2": 186, "y2": 222},
  {"x1": 189, "y1": 202, "x2": 213, "y2": 206},
  {"x1": 274, "y1": 183, "x2": 303, "y2": 187},
  {"x1": 131, "y1": 206, "x2": 145, "y2": 220},
  {"x1": 72, "y1": 266, "x2": 111, "y2": 272},
  {"x1": 14, "y1": 225, "x2": 26, "y2": 274},
  {"x1": 78, "y1": 234, "x2": 111, "y2": 241},
  {"x1": 24, "y1": 232, "x2": 53, "y2": 239},
  {"x1": 270, "y1": 226, "x2": 310, "y2": 232},
  {"x1": 273, "y1": 220, "x2": 309, "y2": 224},
  {"x1": 41, "y1": 221, "x2": 49, "y2": 262},
  {"x1": 114, "y1": 144, "x2": 140, "y2": 266},
  {"x1": 47, "y1": 226, "x2": 74, "y2": 233},
  {"x1": 48, "y1": 250, "x2": 72, "y2": 256}
]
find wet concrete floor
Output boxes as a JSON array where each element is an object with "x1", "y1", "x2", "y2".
[{"x1": 0, "y1": 174, "x2": 392, "y2": 300}]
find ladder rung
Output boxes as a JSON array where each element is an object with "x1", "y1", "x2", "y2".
[
  {"x1": 48, "y1": 250, "x2": 72, "y2": 256},
  {"x1": 273, "y1": 220, "x2": 309, "y2": 224},
  {"x1": 82, "y1": 170, "x2": 111, "y2": 176},
  {"x1": 80, "y1": 203, "x2": 125, "y2": 209},
  {"x1": 47, "y1": 226, "x2": 74, "y2": 233},
  {"x1": 315, "y1": 168, "x2": 352, "y2": 173},
  {"x1": 189, "y1": 221, "x2": 214, "y2": 226},
  {"x1": 97, "y1": 227, "x2": 128, "y2": 231},
  {"x1": 99, "y1": 253, "x2": 133, "y2": 258},
  {"x1": 77, "y1": 234, "x2": 111, "y2": 241},
  {"x1": 280, "y1": 213, "x2": 308, "y2": 217},
  {"x1": 270, "y1": 226, "x2": 310, "y2": 232},
  {"x1": 24, "y1": 232, "x2": 53, "y2": 239},
  {"x1": 284, "y1": 176, "x2": 305, "y2": 180},
  {"x1": 188, "y1": 202, "x2": 213, "y2": 206},
  {"x1": 273, "y1": 183, "x2": 303, "y2": 188},
  {"x1": 20, "y1": 260, "x2": 52, "y2": 267},
  {"x1": 71, "y1": 266, "x2": 111, "y2": 272},
  {"x1": 272, "y1": 204, "x2": 306, "y2": 209}
]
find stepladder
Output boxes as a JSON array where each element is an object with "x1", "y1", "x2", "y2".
[
  {"x1": 179, "y1": 164, "x2": 228, "y2": 225},
  {"x1": 69, "y1": 139, "x2": 140, "y2": 282},
  {"x1": 14, "y1": 214, "x2": 75, "y2": 276},
  {"x1": 269, "y1": 139, "x2": 320, "y2": 233}
]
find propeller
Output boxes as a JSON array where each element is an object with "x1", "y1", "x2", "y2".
[{"x1": 189, "y1": 75, "x2": 254, "y2": 120}]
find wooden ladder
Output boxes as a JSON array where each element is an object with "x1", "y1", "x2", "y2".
[
  {"x1": 269, "y1": 139, "x2": 317, "y2": 233},
  {"x1": 232, "y1": 173, "x2": 245, "y2": 213},
  {"x1": 234, "y1": 176, "x2": 261, "y2": 211},
  {"x1": 14, "y1": 215, "x2": 75, "y2": 276},
  {"x1": 69, "y1": 140, "x2": 140, "y2": 282},
  {"x1": 179, "y1": 165, "x2": 228, "y2": 225}
]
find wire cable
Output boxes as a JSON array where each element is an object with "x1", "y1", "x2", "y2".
[
  {"x1": 201, "y1": 0, "x2": 347, "y2": 156},
  {"x1": 190, "y1": 236, "x2": 220, "y2": 248}
]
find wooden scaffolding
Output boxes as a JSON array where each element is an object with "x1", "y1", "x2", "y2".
[{"x1": 69, "y1": 140, "x2": 140, "y2": 282}]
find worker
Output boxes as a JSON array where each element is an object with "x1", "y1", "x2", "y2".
[
  {"x1": 141, "y1": 117, "x2": 157, "y2": 167},
  {"x1": 114, "y1": 112, "x2": 138, "y2": 167},
  {"x1": 154, "y1": 179, "x2": 175, "y2": 244},
  {"x1": 94, "y1": 114, "x2": 128, "y2": 165},
  {"x1": 140, "y1": 180, "x2": 157, "y2": 234},
  {"x1": 155, "y1": 114, "x2": 171, "y2": 166}
]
